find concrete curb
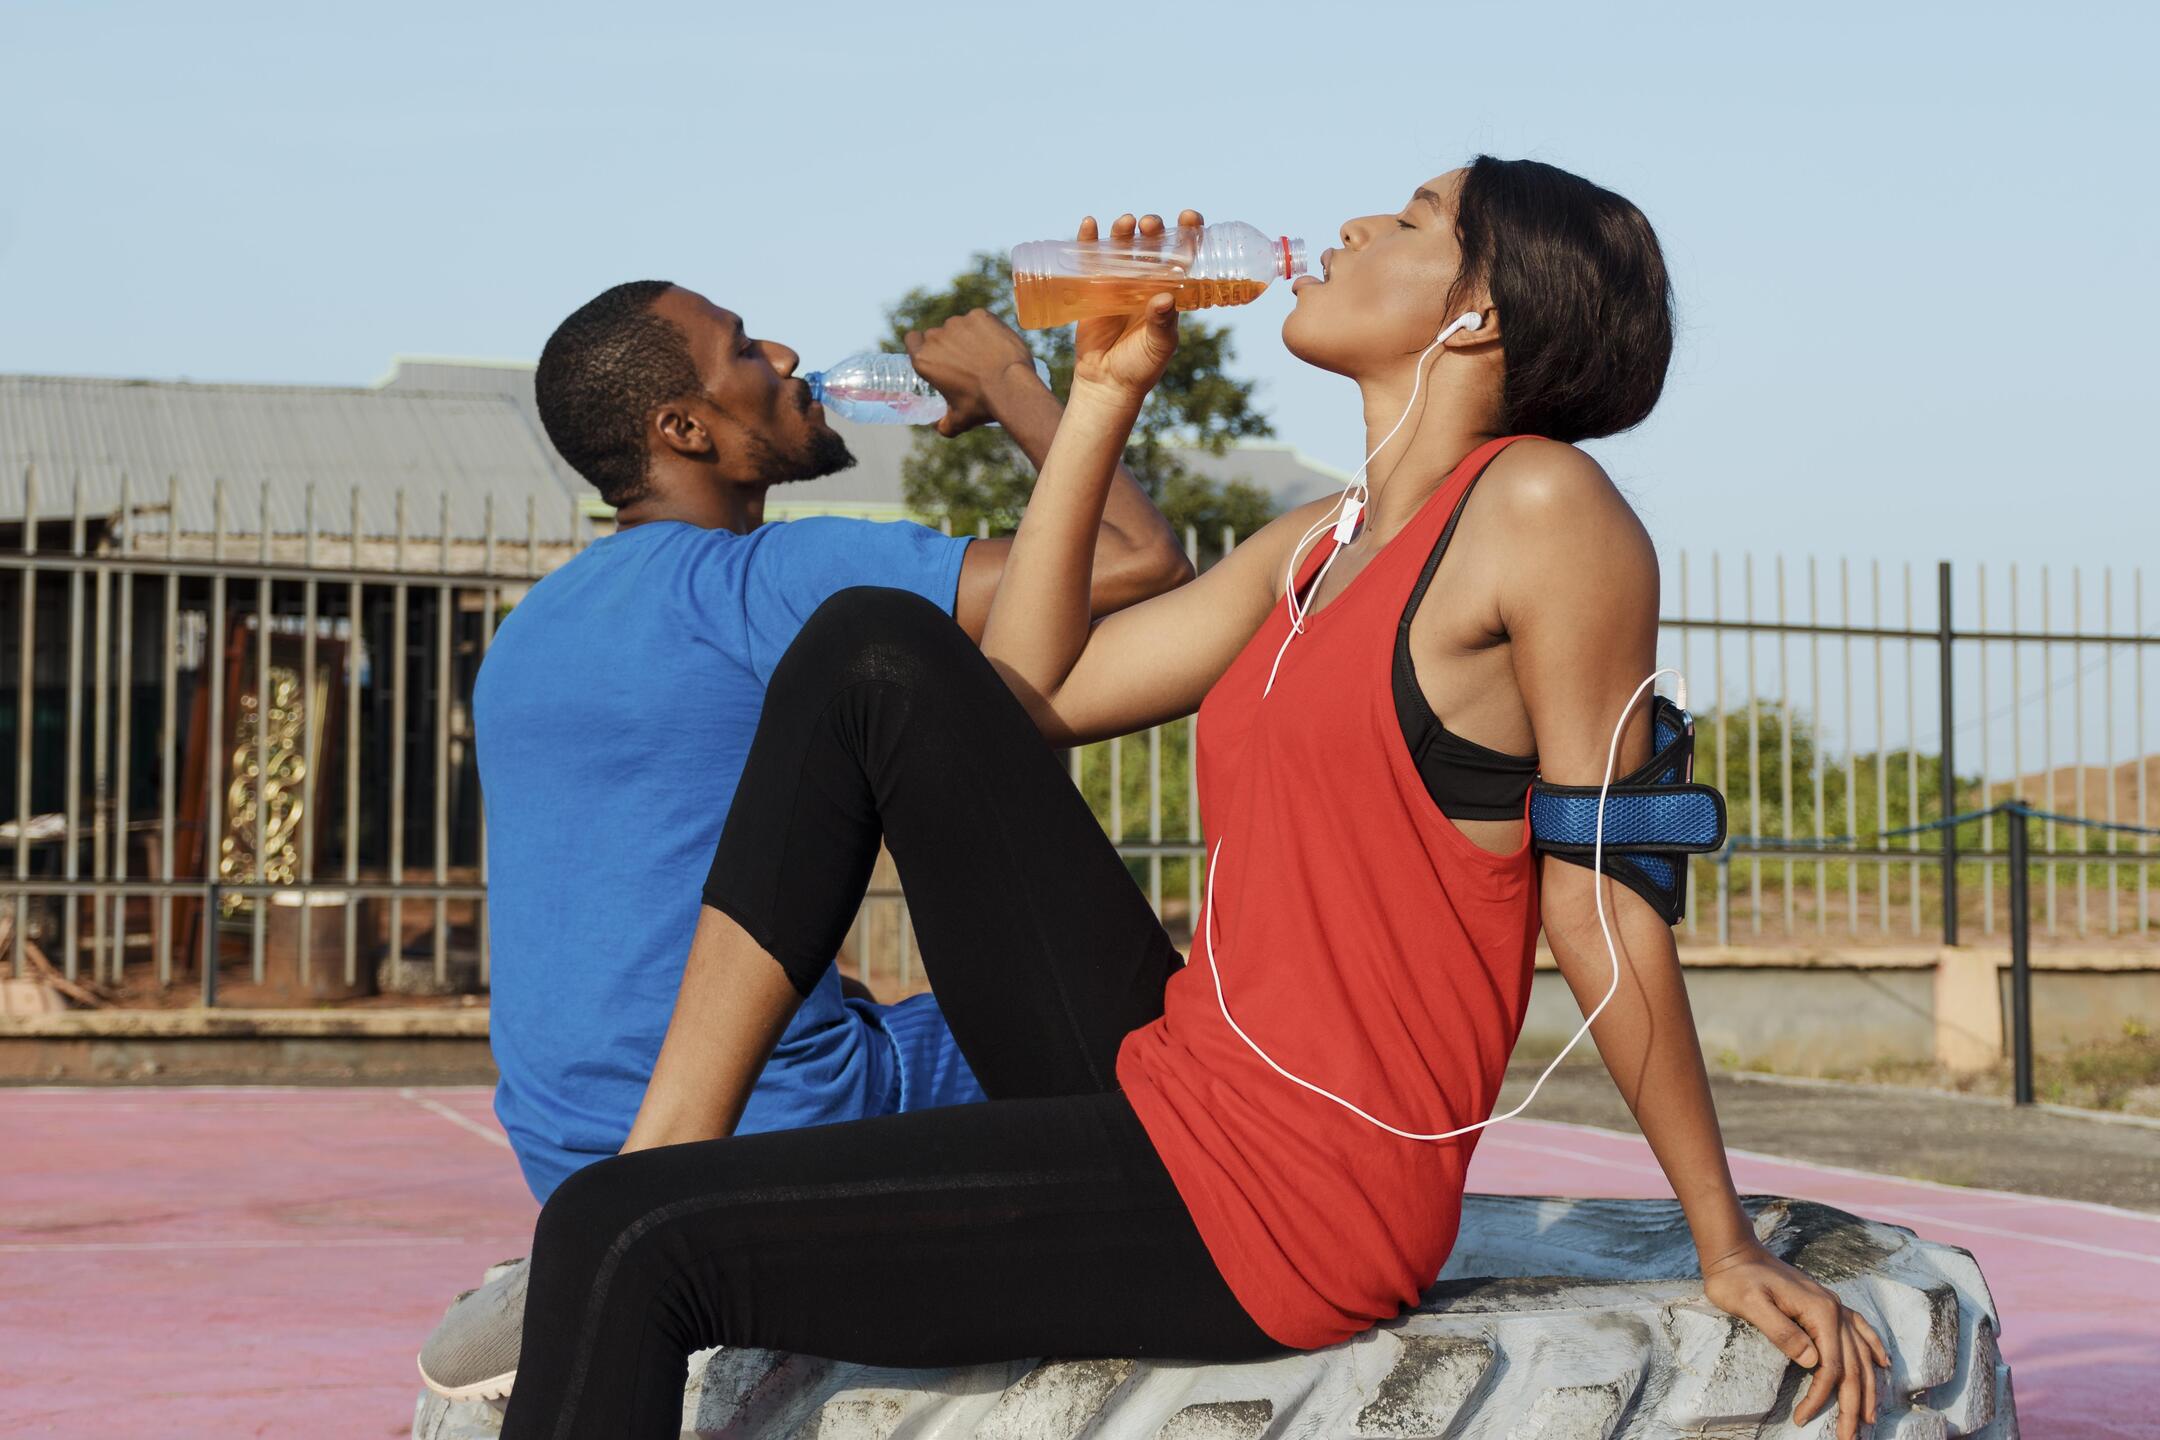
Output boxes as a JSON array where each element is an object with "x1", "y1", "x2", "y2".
[
  {"x1": 0, "y1": 1008, "x2": 489, "y2": 1038},
  {"x1": 1721, "y1": 1066, "x2": 2160, "y2": 1133},
  {"x1": 0, "y1": 1008, "x2": 496, "y2": 1083}
]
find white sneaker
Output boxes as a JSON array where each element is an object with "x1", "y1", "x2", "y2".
[{"x1": 417, "y1": 1256, "x2": 526, "y2": 1402}]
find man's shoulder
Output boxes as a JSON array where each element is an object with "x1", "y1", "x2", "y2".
[
  {"x1": 552, "y1": 521, "x2": 758, "y2": 606},
  {"x1": 748, "y1": 513, "x2": 946, "y2": 553},
  {"x1": 486, "y1": 526, "x2": 751, "y2": 667},
  {"x1": 741, "y1": 516, "x2": 964, "y2": 590}
]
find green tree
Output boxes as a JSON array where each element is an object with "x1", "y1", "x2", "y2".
[{"x1": 881, "y1": 252, "x2": 1279, "y2": 551}]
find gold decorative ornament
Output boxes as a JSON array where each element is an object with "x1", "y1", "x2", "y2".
[{"x1": 217, "y1": 665, "x2": 309, "y2": 914}]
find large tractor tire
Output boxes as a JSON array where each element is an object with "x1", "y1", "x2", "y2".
[{"x1": 415, "y1": 1193, "x2": 2014, "y2": 1439}]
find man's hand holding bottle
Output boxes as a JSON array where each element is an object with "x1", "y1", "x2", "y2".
[{"x1": 902, "y1": 309, "x2": 1047, "y2": 438}]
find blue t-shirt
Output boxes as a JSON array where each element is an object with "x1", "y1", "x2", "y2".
[{"x1": 476, "y1": 517, "x2": 972, "y2": 1201}]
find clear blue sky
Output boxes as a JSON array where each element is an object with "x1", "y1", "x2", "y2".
[{"x1": 3, "y1": 0, "x2": 2154, "y2": 592}]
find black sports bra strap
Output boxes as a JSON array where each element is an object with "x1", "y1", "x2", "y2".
[
  {"x1": 1400, "y1": 480, "x2": 1482, "y2": 634},
  {"x1": 1395, "y1": 448, "x2": 1507, "y2": 677},
  {"x1": 1389, "y1": 447, "x2": 1539, "y2": 821}
]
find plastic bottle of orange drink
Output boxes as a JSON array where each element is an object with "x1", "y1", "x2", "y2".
[{"x1": 1010, "y1": 221, "x2": 1307, "y2": 331}]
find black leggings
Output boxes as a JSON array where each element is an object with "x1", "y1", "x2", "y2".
[{"x1": 499, "y1": 589, "x2": 1279, "y2": 1440}]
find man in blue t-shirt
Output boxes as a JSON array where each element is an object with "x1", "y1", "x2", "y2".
[
  {"x1": 488, "y1": 281, "x2": 1189, "y2": 1201},
  {"x1": 421, "y1": 281, "x2": 1189, "y2": 1403}
]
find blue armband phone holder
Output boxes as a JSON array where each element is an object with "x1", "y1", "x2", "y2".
[{"x1": 1528, "y1": 695, "x2": 1727, "y2": 924}]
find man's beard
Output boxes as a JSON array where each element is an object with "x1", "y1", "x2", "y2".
[{"x1": 744, "y1": 421, "x2": 855, "y2": 486}]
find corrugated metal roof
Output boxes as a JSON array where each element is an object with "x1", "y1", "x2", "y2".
[
  {"x1": 0, "y1": 374, "x2": 583, "y2": 542},
  {"x1": 0, "y1": 359, "x2": 1343, "y2": 543},
  {"x1": 376, "y1": 357, "x2": 595, "y2": 504},
  {"x1": 1177, "y1": 442, "x2": 1347, "y2": 508},
  {"x1": 784, "y1": 422, "x2": 915, "y2": 506}
]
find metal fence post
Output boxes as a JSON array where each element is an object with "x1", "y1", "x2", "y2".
[
  {"x1": 14, "y1": 464, "x2": 37, "y2": 982},
  {"x1": 201, "y1": 882, "x2": 220, "y2": 1007},
  {"x1": 1715, "y1": 849, "x2": 1731, "y2": 948},
  {"x1": 2006, "y1": 803, "x2": 2033, "y2": 1105},
  {"x1": 1938, "y1": 561, "x2": 1958, "y2": 946}
]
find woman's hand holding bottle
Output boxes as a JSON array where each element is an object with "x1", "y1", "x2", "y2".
[
  {"x1": 978, "y1": 207, "x2": 1200, "y2": 720},
  {"x1": 1069, "y1": 209, "x2": 1202, "y2": 408}
]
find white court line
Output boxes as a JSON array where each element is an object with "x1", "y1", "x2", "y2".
[
  {"x1": 1849, "y1": 1205, "x2": 2160, "y2": 1268},
  {"x1": 0, "y1": 1100, "x2": 431, "y2": 1113},
  {"x1": 0, "y1": 1234, "x2": 525, "y2": 1255},
  {"x1": 1514, "y1": 1116, "x2": 2160, "y2": 1227},
  {"x1": 1482, "y1": 1131, "x2": 2160, "y2": 1267},
  {"x1": 399, "y1": 1087, "x2": 513, "y2": 1150},
  {"x1": 2012, "y1": 1341, "x2": 2160, "y2": 1371},
  {"x1": 3, "y1": 1083, "x2": 514, "y2": 1149},
  {"x1": 4, "y1": 1084, "x2": 337, "y2": 1095},
  {"x1": 1484, "y1": 1135, "x2": 1671, "y2": 1180},
  {"x1": 3, "y1": 1084, "x2": 497, "y2": 1097}
]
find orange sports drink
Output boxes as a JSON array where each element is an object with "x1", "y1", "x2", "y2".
[{"x1": 1010, "y1": 221, "x2": 1306, "y2": 331}]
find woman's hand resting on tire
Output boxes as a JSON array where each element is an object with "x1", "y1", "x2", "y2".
[{"x1": 1702, "y1": 1240, "x2": 1891, "y2": 1439}]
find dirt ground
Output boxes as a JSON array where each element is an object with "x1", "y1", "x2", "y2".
[{"x1": 1504, "y1": 1060, "x2": 2160, "y2": 1214}]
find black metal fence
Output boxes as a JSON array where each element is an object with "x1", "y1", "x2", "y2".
[
  {"x1": 1663, "y1": 556, "x2": 2156, "y2": 948},
  {"x1": 2, "y1": 470, "x2": 579, "y2": 1003},
  {"x1": 4, "y1": 475, "x2": 2155, "y2": 1009}
]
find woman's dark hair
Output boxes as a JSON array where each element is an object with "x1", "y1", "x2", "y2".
[{"x1": 1448, "y1": 156, "x2": 1673, "y2": 443}]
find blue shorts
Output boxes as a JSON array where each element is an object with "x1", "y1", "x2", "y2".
[{"x1": 849, "y1": 991, "x2": 988, "y2": 1113}]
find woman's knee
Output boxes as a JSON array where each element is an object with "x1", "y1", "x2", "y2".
[
  {"x1": 524, "y1": 1159, "x2": 702, "y2": 1364},
  {"x1": 783, "y1": 586, "x2": 973, "y2": 692},
  {"x1": 532, "y1": 1150, "x2": 668, "y2": 1276},
  {"x1": 532, "y1": 1152, "x2": 715, "y2": 1327}
]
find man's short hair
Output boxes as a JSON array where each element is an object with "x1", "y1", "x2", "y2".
[{"x1": 535, "y1": 281, "x2": 703, "y2": 508}]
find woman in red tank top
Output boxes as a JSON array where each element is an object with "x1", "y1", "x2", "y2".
[
  {"x1": 501, "y1": 161, "x2": 1886, "y2": 1440},
  {"x1": 981, "y1": 181, "x2": 1877, "y2": 1389}
]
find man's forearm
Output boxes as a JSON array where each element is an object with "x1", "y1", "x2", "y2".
[
  {"x1": 986, "y1": 365, "x2": 1188, "y2": 601},
  {"x1": 1542, "y1": 864, "x2": 1758, "y2": 1264}
]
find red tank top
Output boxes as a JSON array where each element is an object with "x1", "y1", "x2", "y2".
[{"x1": 1115, "y1": 436, "x2": 1543, "y2": 1350}]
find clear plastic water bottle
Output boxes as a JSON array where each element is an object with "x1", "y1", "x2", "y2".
[
  {"x1": 805, "y1": 353, "x2": 1054, "y2": 426},
  {"x1": 1010, "y1": 220, "x2": 1307, "y2": 331}
]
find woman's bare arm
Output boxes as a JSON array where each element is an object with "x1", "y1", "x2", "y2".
[
  {"x1": 619, "y1": 908, "x2": 803, "y2": 1152},
  {"x1": 901, "y1": 306, "x2": 1196, "y2": 638},
  {"x1": 974, "y1": 211, "x2": 1329, "y2": 744},
  {"x1": 1496, "y1": 444, "x2": 1752, "y2": 1252},
  {"x1": 984, "y1": 470, "x2": 1328, "y2": 744},
  {"x1": 1496, "y1": 440, "x2": 1888, "y2": 1440}
]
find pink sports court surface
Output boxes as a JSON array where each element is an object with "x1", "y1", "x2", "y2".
[{"x1": 1, "y1": 1086, "x2": 2152, "y2": 1439}]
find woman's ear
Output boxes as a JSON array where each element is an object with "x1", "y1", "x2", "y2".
[
  {"x1": 653, "y1": 402, "x2": 714, "y2": 459},
  {"x1": 1447, "y1": 305, "x2": 1501, "y2": 349}
]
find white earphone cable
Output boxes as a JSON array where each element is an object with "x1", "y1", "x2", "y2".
[
  {"x1": 1264, "y1": 311, "x2": 1483, "y2": 698},
  {"x1": 1203, "y1": 667, "x2": 1682, "y2": 1142}
]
